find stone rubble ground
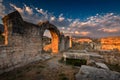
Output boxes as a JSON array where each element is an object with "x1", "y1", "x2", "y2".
[
  {"x1": 63, "y1": 50, "x2": 120, "y2": 80},
  {"x1": 76, "y1": 65, "x2": 120, "y2": 80},
  {"x1": 0, "y1": 53, "x2": 78, "y2": 80},
  {"x1": 95, "y1": 62, "x2": 109, "y2": 70},
  {"x1": 0, "y1": 50, "x2": 120, "y2": 80}
]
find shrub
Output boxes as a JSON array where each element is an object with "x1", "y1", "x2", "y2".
[
  {"x1": 59, "y1": 57, "x2": 87, "y2": 67},
  {"x1": 66, "y1": 58, "x2": 87, "y2": 66}
]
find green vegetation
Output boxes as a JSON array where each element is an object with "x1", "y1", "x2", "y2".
[
  {"x1": 66, "y1": 58, "x2": 87, "y2": 66},
  {"x1": 59, "y1": 57, "x2": 87, "y2": 67}
]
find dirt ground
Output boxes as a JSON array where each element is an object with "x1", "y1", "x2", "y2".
[{"x1": 0, "y1": 54, "x2": 79, "y2": 80}]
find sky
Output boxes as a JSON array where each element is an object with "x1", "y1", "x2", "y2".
[{"x1": 0, "y1": 0, "x2": 120, "y2": 38}]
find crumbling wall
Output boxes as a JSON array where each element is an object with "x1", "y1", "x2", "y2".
[
  {"x1": 39, "y1": 22, "x2": 61, "y2": 53},
  {"x1": 0, "y1": 11, "x2": 43, "y2": 74},
  {"x1": 0, "y1": 11, "x2": 72, "y2": 74}
]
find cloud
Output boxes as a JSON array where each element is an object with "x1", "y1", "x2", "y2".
[
  {"x1": 3, "y1": 3, "x2": 120, "y2": 37},
  {"x1": 10, "y1": 4, "x2": 45, "y2": 23},
  {"x1": 98, "y1": 28, "x2": 119, "y2": 33},
  {"x1": 24, "y1": 4, "x2": 33, "y2": 15},
  {"x1": 10, "y1": 4, "x2": 33, "y2": 15},
  {"x1": 9, "y1": 4, "x2": 71, "y2": 27},
  {"x1": 67, "y1": 18, "x2": 72, "y2": 22},
  {"x1": 69, "y1": 19, "x2": 81, "y2": 27},
  {"x1": 74, "y1": 31, "x2": 79, "y2": 34},
  {"x1": 67, "y1": 13, "x2": 120, "y2": 37},
  {"x1": 35, "y1": 8, "x2": 47, "y2": 16},
  {"x1": 35, "y1": 8, "x2": 48, "y2": 19},
  {"x1": 10, "y1": 3, "x2": 23, "y2": 13},
  {"x1": 0, "y1": 0, "x2": 5, "y2": 17},
  {"x1": 50, "y1": 16, "x2": 56, "y2": 21},
  {"x1": 58, "y1": 14, "x2": 65, "y2": 22},
  {"x1": 79, "y1": 32, "x2": 90, "y2": 36}
]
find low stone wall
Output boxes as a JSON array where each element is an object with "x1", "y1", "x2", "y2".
[{"x1": 63, "y1": 51, "x2": 103, "y2": 64}]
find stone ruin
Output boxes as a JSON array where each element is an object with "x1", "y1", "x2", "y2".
[{"x1": 0, "y1": 11, "x2": 72, "y2": 74}]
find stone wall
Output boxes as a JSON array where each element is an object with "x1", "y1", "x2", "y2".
[
  {"x1": 65, "y1": 36, "x2": 70, "y2": 50},
  {"x1": 0, "y1": 11, "x2": 72, "y2": 74}
]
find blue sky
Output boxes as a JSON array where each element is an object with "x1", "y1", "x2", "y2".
[
  {"x1": 0, "y1": 0, "x2": 120, "y2": 37},
  {"x1": 3, "y1": 0, "x2": 120, "y2": 19}
]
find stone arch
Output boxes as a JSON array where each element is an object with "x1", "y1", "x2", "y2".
[
  {"x1": 0, "y1": 11, "x2": 72, "y2": 74},
  {"x1": 38, "y1": 21, "x2": 61, "y2": 54}
]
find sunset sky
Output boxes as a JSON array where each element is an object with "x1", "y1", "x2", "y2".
[{"x1": 0, "y1": 0, "x2": 120, "y2": 38}]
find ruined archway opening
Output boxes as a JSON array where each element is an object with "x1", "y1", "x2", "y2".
[
  {"x1": 43, "y1": 30, "x2": 52, "y2": 53},
  {"x1": 42, "y1": 29, "x2": 59, "y2": 54}
]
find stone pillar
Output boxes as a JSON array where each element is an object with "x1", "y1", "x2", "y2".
[
  {"x1": 69, "y1": 36, "x2": 72, "y2": 48},
  {"x1": 65, "y1": 36, "x2": 70, "y2": 50},
  {"x1": 60, "y1": 34, "x2": 65, "y2": 51}
]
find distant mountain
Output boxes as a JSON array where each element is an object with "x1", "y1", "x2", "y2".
[{"x1": 0, "y1": 24, "x2": 4, "y2": 33}]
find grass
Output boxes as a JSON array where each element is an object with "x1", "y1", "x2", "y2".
[{"x1": 59, "y1": 57, "x2": 87, "y2": 67}]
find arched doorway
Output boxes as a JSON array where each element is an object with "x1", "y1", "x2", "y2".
[
  {"x1": 42, "y1": 30, "x2": 52, "y2": 52},
  {"x1": 39, "y1": 21, "x2": 60, "y2": 54}
]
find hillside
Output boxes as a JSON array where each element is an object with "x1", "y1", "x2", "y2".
[
  {"x1": 100, "y1": 36, "x2": 120, "y2": 50},
  {"x1": 72, "y1": 36, "x2": 120, "y2": 51}
]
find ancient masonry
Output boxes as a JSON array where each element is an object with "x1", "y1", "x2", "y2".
[{"x1": 0, "y1": 11, "x2": 72, "y2": 74}]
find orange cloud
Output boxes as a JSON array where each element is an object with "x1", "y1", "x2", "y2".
[
  {"x1": 80, "y1": 32, "x2": 90, "y2": 36},
  {"x1": 74, "y1": 31, "x2": 90, "y2": 36},
  {"x1": 75, "y1": 31, "x2": 79, "y2": 34}
]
